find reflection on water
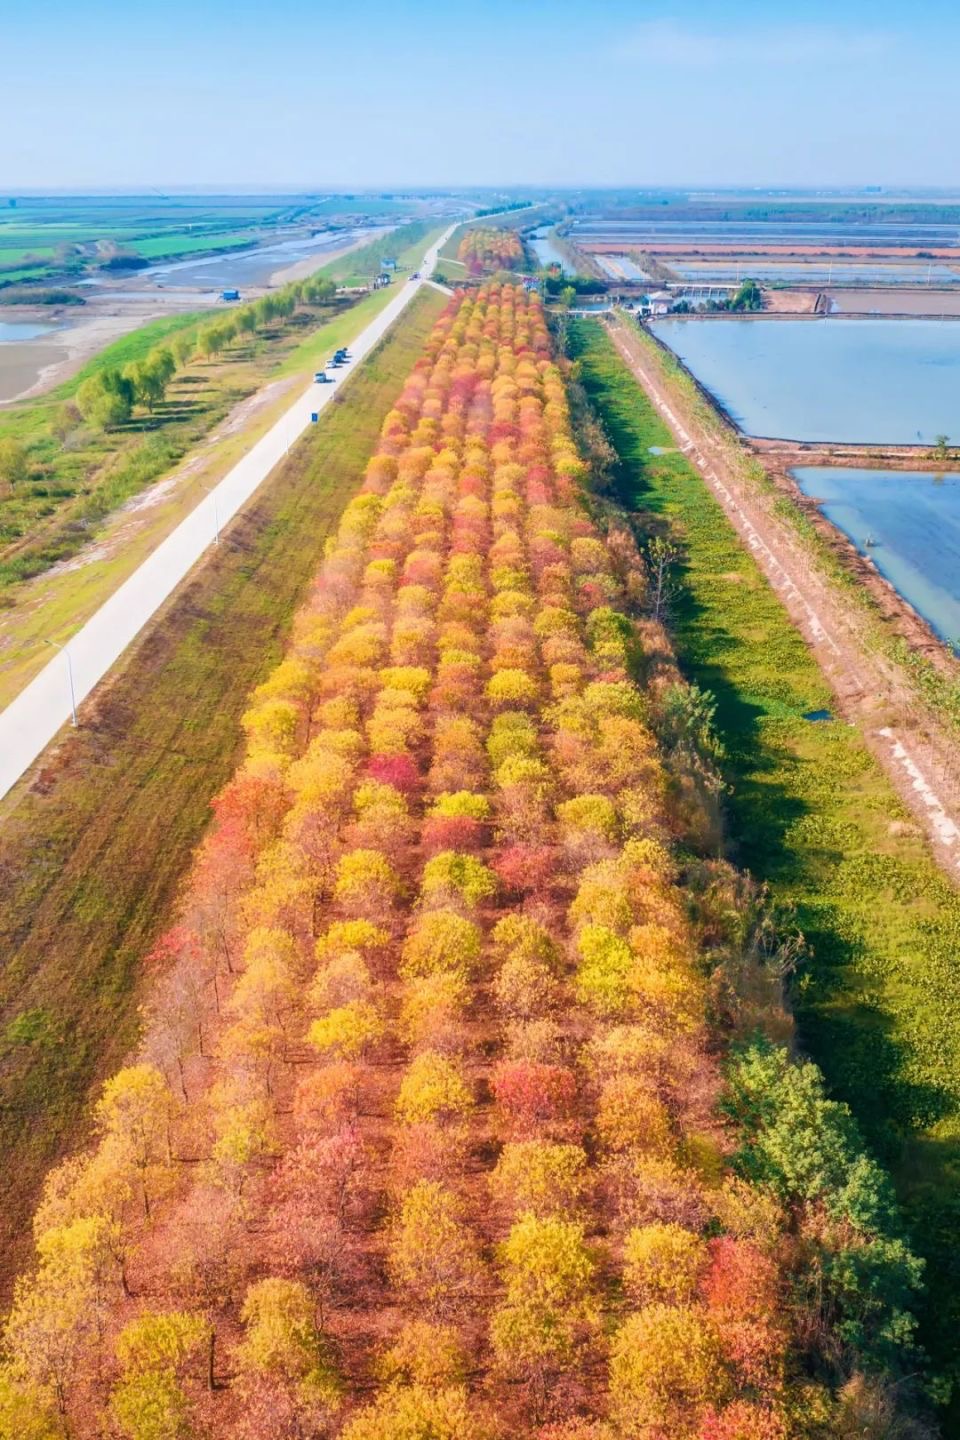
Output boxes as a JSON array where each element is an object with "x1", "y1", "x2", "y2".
[
  {"x1": 792, "y1": 467, "x2": 960, "y2": 642},
  {"x1": 651, "y1": 317, "x2": 960, "y2": 444}
]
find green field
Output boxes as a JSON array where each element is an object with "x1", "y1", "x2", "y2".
[
  {"x1": 0, "y1": 285, "x2": 448, "y2": 1292},
  {"x1": 0, "y1": 194, "x2": 438, "y2": 287},
  {"x1": 570, "y1": 316, "x2": 960, "y2": 1420}
]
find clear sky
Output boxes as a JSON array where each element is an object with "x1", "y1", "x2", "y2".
[{"x1": 2, "y1": 0, "x2": 957, "y2": 190}]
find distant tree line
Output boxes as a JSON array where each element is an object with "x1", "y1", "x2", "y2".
[{"x1": 473, "y1": 200, "x2": 532, "y2": 218}]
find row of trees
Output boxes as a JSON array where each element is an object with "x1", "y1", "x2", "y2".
[
  {"x1": 71, "y1": 273, "x2": 341, "y2": 434},
  {"x1": 458, "y1": 228, "x2": 525, "y2": 276},
  {"x1": 0, "y1": 285, "x2": 927, "y2": 1439}
]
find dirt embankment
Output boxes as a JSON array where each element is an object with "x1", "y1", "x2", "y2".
[
  {"x1": 584, "y1": 241, "x2": 960, "y2": 259},
  {"x1": 607, "y1": 313, "x2": 960, "y2": 881}
]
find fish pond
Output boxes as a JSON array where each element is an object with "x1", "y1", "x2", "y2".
[
  {"x1": 792, "y1": 466, "x2": 960, "y2": 643},
  {"x1": 651, "y1": 317, "x2": 960, "y2": 444}
]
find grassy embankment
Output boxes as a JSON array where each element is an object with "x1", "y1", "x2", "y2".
[
  {"x1": 0, "y1": 285, "x2": 448, "y2": 1289},
  {"x1": 315, "y1": 219, "x2": 435, "y2": 288},
  {"x1": 0, "y1": 225, "x2": 444, "y2": 704},
  {"x1": 570, "y1": 316, "x2": 960, "y2": 1417}
]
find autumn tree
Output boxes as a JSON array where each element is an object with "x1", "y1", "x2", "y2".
[
  {"x1": 387, "y1": 1181, "x2": 483, "y2": 1316},
  {"x1": 491, "y1": 1214, "x2": 598, "y2": 1414}
]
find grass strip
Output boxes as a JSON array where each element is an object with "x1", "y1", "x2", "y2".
[
  {"x1": 570, "y1": 315, "x2": 960, "y2": 1420},
  {"x1": 0, "y1": 285, "x2": 448, "y2": 1290}
]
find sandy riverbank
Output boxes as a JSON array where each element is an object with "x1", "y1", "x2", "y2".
[{"x1": 0, "y1": 310, "x2": 173, "y2": 406}]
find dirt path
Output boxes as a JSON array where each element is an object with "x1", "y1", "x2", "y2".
[{"x1": 606, "y1": 313, "x2": 960, "y2": 881}]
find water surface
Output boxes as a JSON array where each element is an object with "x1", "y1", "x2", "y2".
[
  {"x1": 82, "y1": 225, "x2": 388, "y2": 295},
  {"x1": 528, "y1": 226, "x2": 571, "y2": 273},
  {"x1": 651, "y1": 317, "x2": 960, "y2": 444},
  {"x1": 792, "y1": 466, "x2": 960, "y2": 641},
  {"x1": 0, "y1": 321, "x2": 60, "y2": 343}
]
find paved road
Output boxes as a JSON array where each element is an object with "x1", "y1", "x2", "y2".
[{"x1": 0, "y1": 226, "x2": 456, "y2": 803}]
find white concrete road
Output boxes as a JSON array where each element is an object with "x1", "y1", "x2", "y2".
[{"x1": 0, "y1": 226, "x2": 456, "y2": 803}]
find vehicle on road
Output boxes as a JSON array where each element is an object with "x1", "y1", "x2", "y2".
[
  {"x1": 314, "y1": 371, "x2": 332, "y2": 383},
  {"x1": 410, "y1": 271, "x2": 421, "y2": 280}
]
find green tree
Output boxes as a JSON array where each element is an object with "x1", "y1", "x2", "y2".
[
  {"x1": 730, "y1": 278, "x2": 763, "y2": 312},
  {"x1": 76, "y1": 368, "x2": 134, "y2": 430},
  {"x1": 0, "y1": 437, "x2": 29, "y2": 490}
]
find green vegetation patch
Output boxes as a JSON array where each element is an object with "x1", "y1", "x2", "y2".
[
  {"x1": 570, "y1": 316, "x2": 960, "y2": 1415},
  {"x1": 0, "y1": 286, "x2": 448, "y2": 1293}
]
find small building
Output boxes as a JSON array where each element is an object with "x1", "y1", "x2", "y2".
[{"x1": 642, "y1": 290, "x2": 673, "y2": 316}]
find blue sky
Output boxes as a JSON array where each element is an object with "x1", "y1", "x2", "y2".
[{"x1": 2, "y1": 0, "x2": 957, "y2": 189}]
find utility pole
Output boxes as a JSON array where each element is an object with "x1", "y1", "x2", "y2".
[{"x1": 44, "y1": 638, "x2": 78, "y2": 727}]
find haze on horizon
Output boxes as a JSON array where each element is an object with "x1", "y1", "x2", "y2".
[{"x1": 1, "y1": 0, "x2": 956, "y2": 191}]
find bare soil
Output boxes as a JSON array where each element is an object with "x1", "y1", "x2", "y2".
[{"x1": 607, "y1": 313, "x2": 960, "y2": 880}]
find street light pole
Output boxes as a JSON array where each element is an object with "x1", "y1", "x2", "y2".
[{"x1": 44, "y1": 639, "x2": 78, "y2": 727}]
